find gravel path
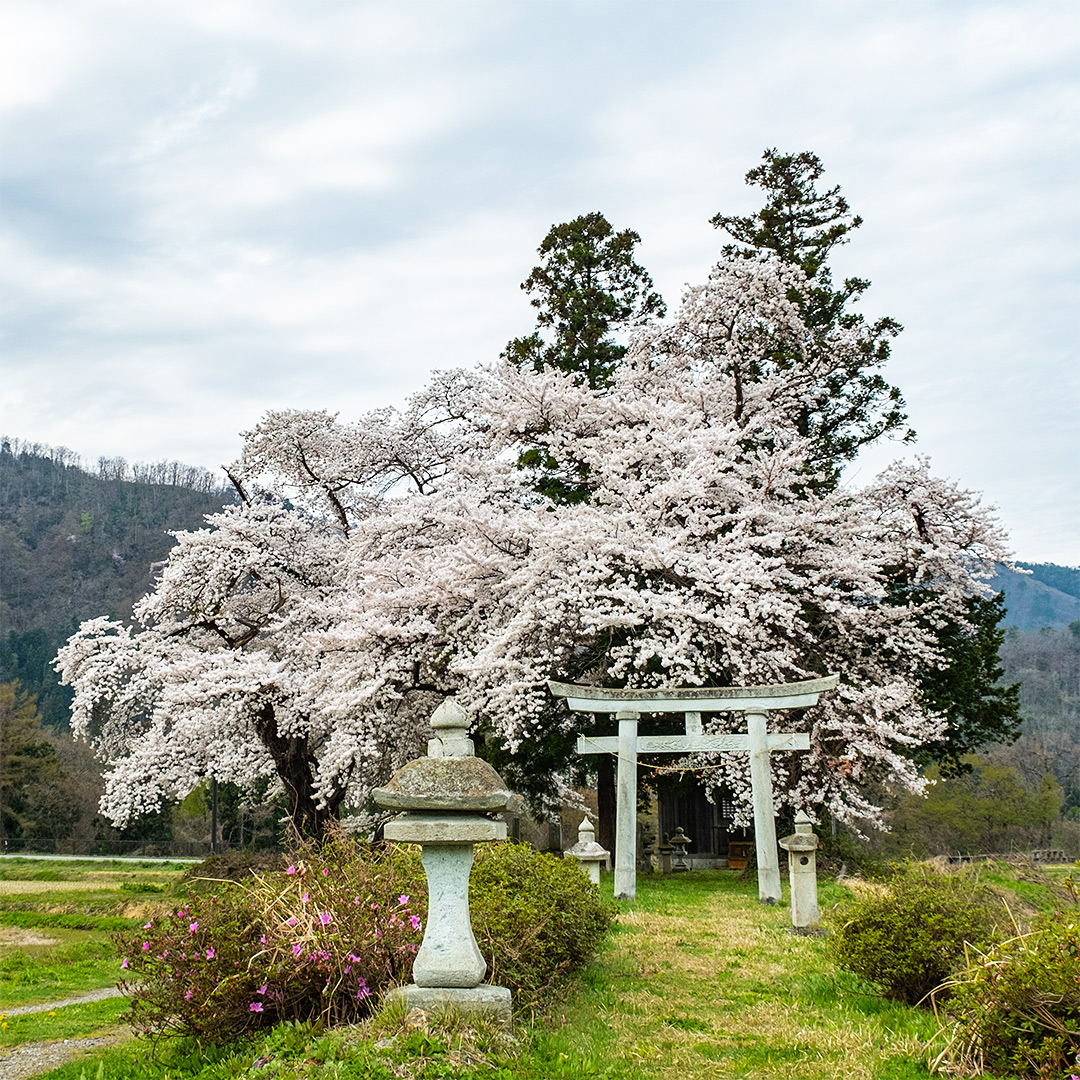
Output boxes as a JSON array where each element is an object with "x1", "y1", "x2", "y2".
[
  {"x1": 0, "y1": 1034, "x2": 125, "y2": 1080},
  {"x1": 0, "y1": 989, "x2": 129, "y2": 1080},
  {"x1": 3, "y1": 987, "x2": 125, "y2": 1017}
]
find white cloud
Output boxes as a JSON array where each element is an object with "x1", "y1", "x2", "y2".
[{"x1": 1, "y1": 0, "x2": 1077, "y2": 562}]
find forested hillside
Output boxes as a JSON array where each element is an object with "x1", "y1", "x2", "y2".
[
  {"x1": 0, "y1": 439, "x2": 235, "y2": 727},
  {"x1": 992, "y1": 561, "x2": 1080, "y2": 630},
  {"x1": 998, "y1": 621, "x2": 1080, "y2": 810}
]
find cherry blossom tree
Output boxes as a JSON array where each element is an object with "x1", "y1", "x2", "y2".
[
  {"x1": 58, "y1": 254, "x2": 1011, "y2": 834},
  {"x1": 55, "y1": 406, "x2": 458, "y2": 836},
  {"x1": 307, "y1": 256, "x2": 1010, "y2": 827}
]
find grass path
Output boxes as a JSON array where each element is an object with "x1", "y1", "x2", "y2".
[{"x1": 543, "y1": 871, "x2": 940, "y2": 1080}]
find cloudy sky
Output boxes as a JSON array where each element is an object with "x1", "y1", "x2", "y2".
[{"x1": 2, "y1": 1, "x2": 1077, "y2": 563}]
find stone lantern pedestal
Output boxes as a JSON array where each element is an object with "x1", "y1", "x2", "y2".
[
  {"x1": 373, "y1": 700, "x2": 517, "y2": 1021},
  {"x1": 778, "y1": 810, "x2": 820, "y2": 932}
]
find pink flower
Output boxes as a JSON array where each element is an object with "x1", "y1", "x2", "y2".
[
  {"x1": 286, "y1": 917, "x2": 297, "y2": 927},
  {"x1": 257, "y1": 984, "x2": 267, "y2": 995},
  {"x1": 410, "y1": 915, "x2": 421, "y2": 930},
  {"x1": 121, "y1": 958, "x2": 128, "y2": 969},
  {"x1": 321, "y1": 868, "x2": 328, "y2": 875},
  {"x1": 301, "y1": 892, "x2": 309, "y2": 902},
  {"x1": 205, "y1": 947, "x2": 215, "y2": 959},
  {"x1": 292, "y1": 943, "x2": 302, "y2": 957},
  {"x1": 184, "y1": 989, "x2": 193, "y2": 1000},
  {"x1": 259, "y1": 935, "x2": 266, "y2": 944},
  {"x1": 398, "y1": 895, "x2": 409, "y2": 905},
  {"x1": 286, "y1": 865, "x2": 296, "y2": 875},
  {"x1": 189, "y1": 922, "x2": 198, "y2": 933},
  {"x1": 319, "y1": 912, "x2": 332, "y2": 926},
  {"x1": 249, "y1": 1002, "x2": 263, "y2": 1012},
  {"x1": 143, "y1": 922, "x2": 152, "y2": 929}
]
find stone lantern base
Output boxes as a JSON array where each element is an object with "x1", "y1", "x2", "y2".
[{"x1": 388, "y1": 983, "x2": 512, "y2": 1022}]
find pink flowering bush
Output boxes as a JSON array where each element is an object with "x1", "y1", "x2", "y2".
[
  {"x1": 116, "y1": 836, "x2": 613, "y2": 1040},
  {"x1": 115, "y1": 836, "x2": 425, "y2": 1041}
]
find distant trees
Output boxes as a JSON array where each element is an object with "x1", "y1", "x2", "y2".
[
  {"x1": 0, "y1": 681, "x2": 80, "y2": 841},
  {"x1": 997, "y1": 622, "x2": 1080, "y2": 814},
  {"x1": 885, "y1": 759, "x2": 1062, "y2": 855}
]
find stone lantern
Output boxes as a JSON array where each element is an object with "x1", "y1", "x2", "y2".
[
  {"x1": 373, "y1": 699, "x2": 518, "y2": 1020},
  {"x1": 564, "y1": 816, "x2": 609, "y2": 884},
  {"x1": 669, "y1": 826, "x2": 692, "y2": 872},
  {"x1": 778, "y1": 810, "x2": 820, "y2": 931}
]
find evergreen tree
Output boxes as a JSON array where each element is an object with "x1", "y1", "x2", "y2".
[
  {"x1": 712, "y1": 149, "x2": 1019, "y2": 772},
  {"x1": 505, "y1": 211, "x2": 665, "y2": 391},
  {"x1": 712, "y1": 149, "x2": 911, "y2": 472},
  {"x1": 0, "y1": 681, "x2": 80, "y2": 841},
  {"x1": 505, "y1": 211, "x2": 665, "y2": 506}
]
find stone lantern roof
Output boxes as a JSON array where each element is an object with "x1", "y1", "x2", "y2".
[{"x1": 372, "y1": 699, "x2": 519, "y2": 814}]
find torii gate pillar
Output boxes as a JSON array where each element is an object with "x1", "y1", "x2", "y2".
[
  {"x1": 746, "y1": 711, "x2": 781, "y2": 904},
  {"x1": 614, "y1": 711, "x2": 639, "y2": 900}
]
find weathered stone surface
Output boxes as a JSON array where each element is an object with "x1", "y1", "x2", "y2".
[
  {"x1": 372, "y1": 755, "x2": 518, "y2": 812},
  {"x1": 387, "y1": 983, "x2": 512, "y2": 1023},
  {"x1": 779, "y1": 810, "x2": 820, "y2": 929},
  {"x1": 383, "y1": 813, "x2": 507, "y2": 844},
  {"x1": 377, "y1": 697, "x2": 514, "y2": 1022},
  {"x1": 564, "y1": 815, "x2": 609, "y2": 884}
]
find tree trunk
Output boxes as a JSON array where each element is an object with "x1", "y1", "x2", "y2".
[{"x1": 254, "y1": 703, "x2": 340, "y2": 839}]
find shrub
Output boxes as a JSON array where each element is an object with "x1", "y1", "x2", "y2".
[
  {"x1": 831, "y1": 863, "x2": 1001, "y2": 1005},
  {"x1": 179, "y1": 850, "x2": 287, "y2": 890},
  {"x1": 116, "y1": 837, "x2": 426, "y2": 1041},
  {"x1": 115, "y1": 837, "x2": 613, "y2": 1039},
  {"x1": 935, "y1": 915, "x2": 1080, "y2": 1079},
  {"x1": 470, "y1": 842, "x2": 615, "y2": 1010}
]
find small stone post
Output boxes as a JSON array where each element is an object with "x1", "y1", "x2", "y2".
[
  {"x1": 778, "y1": 810, "x2": 820, "y2": 931},
  {"x1": 373, "y1": 699, "x2": 518, "y2": 1021},
  {"x1": 564, "y1": 816, "x2": 609, "y2": 884}
]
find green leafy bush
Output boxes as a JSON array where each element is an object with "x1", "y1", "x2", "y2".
[
  {"x1": 936, "y1": 915, "x2": 1080, "y2": 1078},
  {"x1": 470, "y1": 842, "x2": 615, "y2": 1010},
  {"x1": 831, "y1": 863, "x2": 1000, "y2": 1005},
  {"x1": 115, "y1": 837, "x2": 613, "y2": 1040}
]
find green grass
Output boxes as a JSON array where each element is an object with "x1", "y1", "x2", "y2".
[
  {"x1": 0, "y1": 997, "x2": 127, "y2": 1048},
  {"x1": 30, "y1": 870, "x2": 946, "y2": 1080},
  {"x1": 0, "y1": 911, "x2": 135, "y2": 933},
  {"x1": 6, "y1": 860, "x2": 1064, "y2": 1079},
  {"x1": 0, "y1": 936, "x2": 123, "y2": 1007}
]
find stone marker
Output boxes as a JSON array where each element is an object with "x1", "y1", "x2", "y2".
[
  {"x1": 778, "y1": 810, "x2": 820, "y2": 931},
  {"x1": 373, "y1": 699, "x2": 517, "y2": 1021},
  {"x1": 564, "y1": 815, "x2": 609, "y2": 884}
]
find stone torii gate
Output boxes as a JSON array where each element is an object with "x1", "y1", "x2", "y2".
[{"x1": 549, "y1": 674, "x2": 838, "y2": 902}]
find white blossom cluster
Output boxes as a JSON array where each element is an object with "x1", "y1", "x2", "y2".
[{"x1": 57, "y1": 256, "x2": 1010, "y2": 830}]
